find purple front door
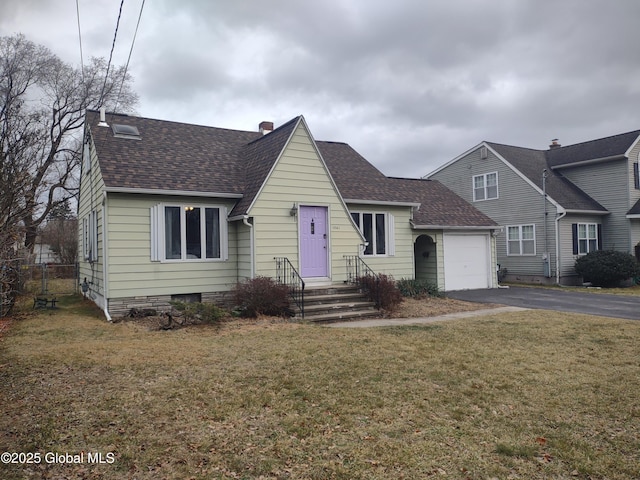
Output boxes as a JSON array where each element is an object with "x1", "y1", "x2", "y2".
[{"x1": 300, "y1": 206, "x2": 328, "y2": 278}]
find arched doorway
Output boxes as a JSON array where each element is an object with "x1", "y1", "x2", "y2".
[{"x1": 414, "y1": 235, "x2": 437, "y2": 284}]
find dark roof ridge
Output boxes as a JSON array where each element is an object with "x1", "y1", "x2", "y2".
[
  {"x1": 485, "y1": 141, "x2": 544, "y2": 153},
  {"x1": 550, "y1": 128, "x2": 640, "y2": 150},
  {"x1": 387, "y1": 176, "x2": 434, "y2": 182},
  {"x1": 86, "y1": 108, "x2": 268, "y2": 137},
  {"x1": 245, "y1": 116, "x2": 300, "y2": 146}
]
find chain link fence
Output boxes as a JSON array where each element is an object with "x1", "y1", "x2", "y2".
[{"x1": 0, "y1": 262, "x2": 78, "y2": 318}]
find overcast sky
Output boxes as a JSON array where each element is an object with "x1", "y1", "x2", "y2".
[{"x1": 2, "y1": 0, "x2": 640, "y2": 177}]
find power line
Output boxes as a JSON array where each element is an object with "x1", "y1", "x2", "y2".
[
  {"x1": 98, "y1": 0, "x2": 125, "y2": 107},
  {"x1": 114, "y1": 0, "x2": 145, "y2": 113},
  {"x1": 75, "y1": 0, "x2": 85, "y2": 82}
]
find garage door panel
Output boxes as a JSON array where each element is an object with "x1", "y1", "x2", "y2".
[{"x1": 443, "y1": 234, "x2": 489, "y2": 290}]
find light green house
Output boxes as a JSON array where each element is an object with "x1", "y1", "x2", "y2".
[{"x1": 79, "y1": 110, "x2": 499, "y2": 319}]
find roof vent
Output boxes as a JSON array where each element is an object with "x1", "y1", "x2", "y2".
[
  {"x1": 112, "y1": 123, "x2": 141, "y2": 139},
  {"x1": 480, "y1": 146, "x2": 488, "y2": 159},
  {"x1": 549, "y1": 138, "x2": 561, "y2": 149},
  {"x1": 259, "y1": 121, "x2": 274, "y2": 135}
]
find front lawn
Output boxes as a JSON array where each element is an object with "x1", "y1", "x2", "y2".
[{"x1": 1, "y1": 295, "x2": 638, "y2": 479}]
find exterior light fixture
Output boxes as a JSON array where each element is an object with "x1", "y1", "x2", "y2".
[{"x1": 289, "y1": 203, "x2": 298, "y2": 216}]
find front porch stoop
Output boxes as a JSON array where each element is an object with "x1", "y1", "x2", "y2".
[{"x1": 299, "y1": 283, "x2": 380, "y2": 323}]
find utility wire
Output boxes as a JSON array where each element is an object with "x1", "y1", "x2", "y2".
[
  {"x1": 114, "y1": 0, "x2": 145, "y2": 113},
  {"x1": 75, "y1": 0, "x2": 85, "y2": 82},
  {"x1": 98, "y1": 0, "x2": 125, "y2": 108}
]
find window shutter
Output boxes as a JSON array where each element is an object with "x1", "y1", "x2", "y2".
[
  {"x1": 572, "y1": 223, "x2": 578, "y2": 255},
  {"x1": 634, "y1": 163, "x2": 639, "y2": 190},
  {"x1": 387, "y1": 214, "x2": 395, "y2": 256},
  {"x1": 150, "y1": 204, "x2": 161, "y2": 261},
  {"x1": 597, "y1": 224, "x2": 603, "y2": 250}
]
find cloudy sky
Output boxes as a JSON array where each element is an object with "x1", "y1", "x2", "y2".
[{"x1": 2, "y1": 0, "x2": 640, "y2": 177}]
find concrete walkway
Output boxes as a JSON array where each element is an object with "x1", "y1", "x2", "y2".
[{"x1": 325, "y1": 306, "x2": 529, "y2": 328}]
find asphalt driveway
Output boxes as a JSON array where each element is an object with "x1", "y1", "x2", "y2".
[{"x1": 447, "y1": 286, "x2": 640, "y2": 321}]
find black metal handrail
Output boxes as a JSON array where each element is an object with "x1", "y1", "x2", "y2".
[
  {"x1": 344, "y1": 255, "x2": 380, "y2": 309},
  {"x1": 274, "y1": 257, "x2": 305, "y2": 318}
]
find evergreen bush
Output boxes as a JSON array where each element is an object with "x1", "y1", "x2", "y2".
[{"x1": 574, "y1": 250, "x2": 640, "y2": 287}]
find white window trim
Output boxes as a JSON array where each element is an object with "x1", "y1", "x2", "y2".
[
  {"x1": 83, "y1": 210, "x2": 98, "y2": 262},
  {"x1": 577, "y1": 222, "x2": 598, "y2": 255},
  {"x1": 506, "y1": 224, "x2": 536, "y2": 256},
  {"x1": 350, "y1": 211, "x2": 395, "y2": 257},
  {"x1": 472, "y1": 171, "x2": 499, "y2": 202},
  {"x1": 151, "y1": 203, "x2": 228, "y2": 262}
]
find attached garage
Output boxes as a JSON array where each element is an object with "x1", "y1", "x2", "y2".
[{"x1": 443, "y1": 233, "x2": 491, "y2": 290}]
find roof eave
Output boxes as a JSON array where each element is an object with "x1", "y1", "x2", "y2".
[
  {"x1": 104, "y1": 186, "x2": 243, "y2": 198},
  {"x1": 551, "y1": 154, "x2": 627, "y2": 169},
  {"x1": 344, "y1": 198, "x2": 421, "y2": 208},
  {"x1": 412, "y1": 224, "x2": 499, "y2": 230},
  {"x1": 563, "y1": 209, "x2": 609, "y2": 215}
]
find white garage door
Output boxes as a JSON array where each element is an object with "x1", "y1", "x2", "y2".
[{"x1": 443, "y1": 234, "x2": 490, "y2": 290}]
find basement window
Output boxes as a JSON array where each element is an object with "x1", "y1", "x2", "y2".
[{"x1": 112, "y1": 123, "x2": 141, "y2": 139}]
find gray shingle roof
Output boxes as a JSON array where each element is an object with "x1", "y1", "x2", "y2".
[
  {"x1": 318, "y1": 141, "x2": 497, "y2": 227},
  {"x1": 547, "y1": 130, "x2": 640, "y2": 168},
  {"x1": 87, "y1": 110, "x2": 498, "y2": 227},
  {"x1": 487, "y1": 142, "x2": 608, "y2": 212},
  {"x1": 387, "y1": 178, "x2": 499, "y2": 227}
]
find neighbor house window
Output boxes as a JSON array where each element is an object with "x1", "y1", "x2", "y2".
[
  {"x1": 507, "y1": 224, "x2": 535, "y2": 255},
  {"x1": 473, "y1": 172, "x2": 498, "y2": 201},
  {"x1": 350, "y1": 211, "x2": 395, "y2": 256},
  {"x1": 572, "y1": 223, "x2": 601, "y2": 255},
  {"x1": 151, "y1": 204, "x2": 227, "y2": 262}
]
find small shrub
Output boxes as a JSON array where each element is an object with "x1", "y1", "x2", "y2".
[
  {"x1": 574, "y1": 250, "x2": 640, "y2": 287},
  {"x1": 169, "y1": 301, "x2": 226, "y2": 325},
  {"x1": 396, "y1": 278, "x2": 442, "y2": 298},
  {"x1": 358, "y1": 274, "x2": 403, "y2": 311},
  {"x1": 232, "y1": 276, "x2": 291, "y2": 318}
]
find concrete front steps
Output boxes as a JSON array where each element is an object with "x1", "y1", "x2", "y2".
[{"x1": 300, "y1": 283, "x2": 380, "y2": 323}]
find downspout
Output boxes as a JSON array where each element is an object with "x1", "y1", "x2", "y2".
[
  {"x1": 102, "y1": 192, "x2": 112, "y2": 322},
  {"x1": 243, "y1": 216, "x2": 255, "y2": 278},
  {"x1": 555, "y1": 209, "x2": 567, "y2": 285},
  {"x1": 542, "y1": 169, "x2": 550, "y2": 277}
]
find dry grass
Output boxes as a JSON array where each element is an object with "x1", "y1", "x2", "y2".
[
  {"x1": 388, "y1": 296, "x2": 499, "y2": 318},
  {"x1": 1, "y1": 295, "x2": 639, "y2": 479}
]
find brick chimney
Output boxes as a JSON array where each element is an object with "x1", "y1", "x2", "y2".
[
  {"x1": 549, "y1": 138, "x2": 561, "y2": 149},
  {"x1": 259, "y1": 121, "x2": 274, "y2": 135}
]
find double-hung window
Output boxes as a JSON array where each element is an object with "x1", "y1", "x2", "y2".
[
  {"x1": 573, "y1": 223, "x2": 600, "y2": 255},
  {"x1": 473, "y1": 172, "x2": 498, "y2": 201},
  {"x1": 350, "y1": 212, "x2": 395, "y2": 256},
  {"x1": 507, "y1": 224, "x2": 535, "y2": 255},
  {"x1": 151, "y1": 204, "x2": 227, "y2": 262}
]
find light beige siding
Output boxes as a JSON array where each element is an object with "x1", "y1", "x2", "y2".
[
  {"x1": 347, "y1": 203, "x2": 415, "y2": 279},
  {"x1": 236, "y1": 219, "x2": 253, "y2": 281},
  {"x1": 105, "y1": 194, "x2": 239, "y2": 298},
  {"x1": 77, "y1": 131, "x2": 106, "y2": 308},
  {"x1": 249, "y1": 121, "x2": 362, "y2": 281},
  {"x1": 413, "y1": 231, "x2": 444, "y2": 288}
]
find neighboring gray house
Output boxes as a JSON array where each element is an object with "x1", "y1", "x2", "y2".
[{"x1": 427, "y1": 130, "x2": 640, "y2": 285}]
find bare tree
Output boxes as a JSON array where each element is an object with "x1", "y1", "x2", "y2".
[
  {"x1": 0, "y1": 34, "x2": 138, "y2": 252},
  {"x1": 39, "y1": 199, "x2": 78, "y2": 265}
]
